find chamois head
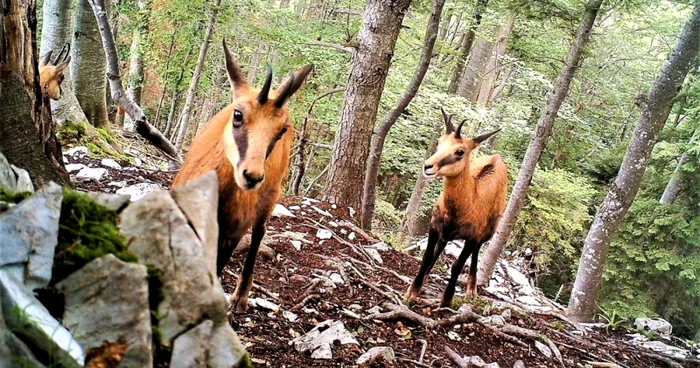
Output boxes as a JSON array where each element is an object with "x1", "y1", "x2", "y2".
[
  {"x1": 39, "y1": 43, "x2": 71, "y2": 101},
  {"x1": 221, "y1": 39, "x2": 312, "y2": 190},
  {"x1": 423, "y1": 107, "x2": 500, "y2": 178}
]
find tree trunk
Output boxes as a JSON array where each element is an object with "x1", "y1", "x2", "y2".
[
  {"x1": 456, "y1": 35, "x2": 493, "y2": 100},
  {"x1": 447, "y1": 0, "x2": 488, "y2": 94},
  {"x1": 247, "y1": 44, "x2": 264, "y2": 84},
  {"x1": 154, "y1": 28, "x2": 177, "y2": 128},
  {"x1": 173, "y1": 0, "x2": 221, "y2": 154},
  {"x1": 308, "y1": 0, "x2": 324, "y2": 19},
  {"x1": 163, "y1": 45, "x2": 195, "y2": 137},
  {"x1": 477, "y1": 0, "x2": 604, "y2": 286},
  {"x1": 123, "y1": 0, "x2": 150, "y2": 132},
  {"x1": 476, "y1": 15, "x2": 515, "y2": 106},
  {"x1": 0, "y1": 0, "x2": 70, "y2": 187},
  {"x1": 438, "y1": 3, "x2": 453, "y2": 41},
  {"x1": 321, "y1": 0, "x2": 412, "y2": 210},
  {"x1": 660, "y1": 129, "x2": 697, "y2": 204},
  {"x1": 360, "y1": 0, "x2": 445, "y2": 229},
  {"x1": 296, "y1": 0, "x2": 306, "y2": 18},
  {"x1": 73, "y1": 0, "x2": 111, "y2": 128},
  {"x1": 566, "y1": 3, "x2": 700, "y2": 323},
  {"x1": 280, "y1": 0, "x2": 290, "y2": 9},
  {"x1": 89, "y1": 0, "x2": 182, "y2": 162}
]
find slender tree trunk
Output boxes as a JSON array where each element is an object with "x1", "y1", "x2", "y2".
[
  {"x1": 360, "y1": 0, "x2": 446, "y2": 229},
  {"x1": 174, "y1": 0, "x2": 221, "y2": 153},
  {"x1": 73, "y1": 0, "x2": 111, "y2": 128},
  {"x1": 164, "y1": 45, "x2": 195, "y2": 137},
  {"x1": 447, "y1": 0, "x2": 487, "y2": 94},
  {"x1": 476, "y1": 15, "x2": 515, "y2": 106},
  {"x1": 247, "y1": 44, "x2": 264, "y2": 84},
  {"x1": 154, "y1": 28, "x2": 177, "y2": 128},
  {"x1": 280, "y1": 0, "x2": 290, "y2": 9},
  {"x1": 321, "y1": 0, "x2": 413, "y2": 210},
  {"x1": 296, "y1": 0, "x2": 306, "y2": 18},
  {"x1": 438, "y1": 3, "x2": 453, "y2": 41},
  {"x1": 477, "y1": 0, "x2": 605, "y2": 285},
  {"x1": 566, "y1": 3, "x2": 700, "y2": 323},
  {"x1": 660, "y1": 129, "x2": 699, "y2": 205},
  {"x1": 308, "y1": 0, "x2": 324, "y2": 19},
  {"x1": 123, "y1": 0, "x2": 151, "y2": 132},
  {"x1": 89, "y1": 0, "x2": 182, "y2": 162},
  {"x1": 196, "y1": 70, "x2": 227, "y2": 134},
  {"x1": 0, "y1": 0, "x2": 70, "y2": 186},
  {"x1": 457, "y1": 35, "x2": 493, "y2": 100}
]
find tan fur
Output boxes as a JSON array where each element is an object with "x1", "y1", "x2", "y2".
[{"x1": 39, "y1": 48, "x2": 70, "y2": 101}]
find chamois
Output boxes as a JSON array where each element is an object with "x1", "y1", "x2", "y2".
[
  {"x1": 39, "y1": 43, "x2": 71, "y2": 101},
  {"x1": 405, "y1": 108, "x2": 508, "y2": 307},
  {"x1": 172, "y1": 39, "x2": 312, "y2": 313}
]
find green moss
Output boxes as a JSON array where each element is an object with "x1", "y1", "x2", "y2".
[
  {"x1": 56, "y1": 121, "x2": 88, "y2": 145},
  {"x1": 86, "y1": 141, "x2": 126, "y2": 160},
  {"x1": 236, "y1": 354, "x2": 255, "y2": 368},
  {"x1": 636, "y1": 328, "x2": 660, "y2": 340},
  {"x1": 0, "y1": 189, "x2": 32, "y2": 204},
  {"x1": 51, "y1": 188, "x2": 137, "y2": 284},
  {"x1": 551, "y1": 321, "x2": 566, "y2": 331}
]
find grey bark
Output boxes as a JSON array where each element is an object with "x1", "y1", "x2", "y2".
[
  {"x1": 280, "y1": 0, "x2": 290, "y2": 9},
  {"x1": 154, "y1": 28, "x2": 177, "y2": 128},
  {"x1": 247, "y1": 44, "x2": 264, "y2": 84},
  {"x1": 321, "y1": 0, "x2": 413, "y2": 210},
  {"x1": 476, "y1": 15, "x2": 515, "y2": 106},
  {"x1": 457, "y1": 35, "x2": 493, "y2": 100},
  {"x1": 447, "y1": 0, "x2": 488, "y2": 94},
  {"x1": 174, "y1": 0, "x2": 222, "y2": 153},
  {"x1": 360, "y1": 0, "x2": 446, "y2": 229},
  {"x1": 296, "y1": 0, "x2": 306, "y2": 19},
  {"x1": 89, "y1": 0, "x2": 182, "y2": 163},
  {"x1": 308, "y1": 0, "x2": 324, "y2": 19},
  {"x1": 123, "y1": 0, "x2": 150, "y2": 132},
  {"x1": 567, "y1": 2, "x2": 700, "y2": 322},
  {"x1": 660, "y1": 128, "x2": 698, "y2": 204},
  {"x1": 73, "y1": 0, "x2": 111, "y2": 128},
  {"x1": 477, "y1": 0, "x2": 604, "y2": 285},
  {"x1": 164, "y1": 45, "x2": 195, "y2": 137}
]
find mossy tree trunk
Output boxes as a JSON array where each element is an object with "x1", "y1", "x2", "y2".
[{"x1": 123, "y1": 0, "x2": 151, "y2": 132}]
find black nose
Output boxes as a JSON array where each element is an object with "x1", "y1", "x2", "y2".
[
  {"x1": 424, "y1": 164, "x2": 434, "y2": 171},
  {"x1": 243, "y1": 170, "x2": 264, "y2": 188}
]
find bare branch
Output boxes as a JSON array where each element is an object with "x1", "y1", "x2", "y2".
[{"x1": 302, "y1": 41, "x2": 355, "y2": 54}]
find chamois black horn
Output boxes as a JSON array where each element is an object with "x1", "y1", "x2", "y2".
[
  {"x1": 440, "y1": 107, "x2": 454, "y2": 133},
  {"x1": 274, "y1": 73, "x2": 296, "y2": 108},
  {"x1": 454, "y1": 119, "x2": 468, "y2": 138},
  {"x1": 39, "y1": 50, "x2": 53, "y2": 67},
  {"x1": 257, "y1": 64, "x2": 273, "y2": 105},
  {"x1": 54, "y1": 43, "x2": 70, "y2": 65},
  {"x1": 473, "y1": 129, "x2": 501, "y2": 144}
]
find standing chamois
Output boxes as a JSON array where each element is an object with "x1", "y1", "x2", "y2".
[
  {"x1": 172, "y1": 40, "x2": 312, "y2": 313},
  {"x1": 39, "y1": 43, "x2": 71, "y2": 101},
  {"x1": 405, "y1": 108, "x2": 508, "y2": 307}
]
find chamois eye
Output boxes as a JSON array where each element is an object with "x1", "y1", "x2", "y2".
[
  {"x1": 455, "y1": 149, "x2": 465, "y2": 157},
  {"x1": 232, "y1": 109, "x2": 244, "y2": 128}
]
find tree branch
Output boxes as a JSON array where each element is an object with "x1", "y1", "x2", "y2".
[{"x1": 302, "y1": 41, "x2": 355, "y2": 54}]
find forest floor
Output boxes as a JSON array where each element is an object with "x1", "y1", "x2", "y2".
[{"x1": 66, "y1": 144, "x2": 700, "y2": 368}]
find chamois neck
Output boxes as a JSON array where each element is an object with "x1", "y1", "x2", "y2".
[{"x1": 443, "y1": 161, "x2": 475, "y2": 204}]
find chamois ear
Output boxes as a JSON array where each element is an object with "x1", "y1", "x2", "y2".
[
  {"x1": 273, "y1": 64, "x2": 314, "y2": 108},
  {"x1": 55, "y1": 56, "x2": 71, "y2": 73},
  {"x1": 440, "y1": 107, "x2": 454, "y2": 133},
  {"x1": 222, "y1": 38, "x2": 250, "y2": 96},
  {"x1": 473, "y1": 129, "x2": 501, "y2": 145},
  {"x1": 39, "y1": 51, "x2": 53, "y2": 67},
  {"x1": 454, "y1": 119, "x2": 467, "y2": 139}
]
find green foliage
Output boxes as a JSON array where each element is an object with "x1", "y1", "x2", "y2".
[
  {"x1": 597, "y1": 304, "x2": 627, "y2": 332},
  {"x1": 0, "y1": 189, "x2": 32, "y2": 204}
]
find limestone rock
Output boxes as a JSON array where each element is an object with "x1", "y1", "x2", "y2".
[
  {"x1": 56, "y1": 254, "x2": 152, "y2": 368},
  {"x1": 207, "y1": 324, "x2": 248, "y2": 368},
  {"x1": 641, "y1": 340, "x2": 690, "y2": 358},
  {"x1": 120, "y1": 190, "x2": 228, "y2": 346},
  {"x1": 0, "y1": 298, "x2": 42, "y2": 367},
  {"x1": 364, "y1": 248, "x2": 383, "y2": 264},
  {"x1": 76, "y1": 167, "x2": 107, "y2": 181},
  {"x1": 0, "y1": 153, "x2": 17, "y2": 192},
  {"x1": 83, "y1": 191, "x2": 130, "y2": 212},
  {"x1": 170, "y1": 320, "x2": 213, "y2": 368},
  {"x1": 170, "y1": 171, "x2": 219, "y2": 277},
  {"x1": 272, "y1": 203, "x2": 296, "y2": 218},
  {"x1": 356, "y1": 347, "x2": 395, "y2": 365},
  {"x1": 513, "y1": 361, "x2": 525, "y2": 368},
  {"x1": 116, "y1": 183, "x2": 161, "y2": 201},
  {"x1": 534, "y1": 340, "x2": 552, "y2": 358},
  {"x1": 465, "y1": 355, "x2": 486, "y2": 366},
  {"x1": 291, "y1": 320, "x2": 359, "y2": 359},
  {"x1": 316, "y1": 229, "x2": 332, "y2": 240},
  {"x1": 634, "y1": 317, "x2": 673, "y2": 336},
  {"x1": 11, "y1": 165, "x2": 34, "y2": 193},
  {"x1": 479, "y1": 315, "x2": 506, "y2": 327},
  {"x1": 100, "y1": 158, "x2": 122, "y2": 169},
  {"x1": 0, "y1": 182, "x2": 62, "y2": 290},
  {"x1": 65, "y1": 163, "x2": 87, "y2": 173},
  {"x1": 248, "y1": 297, "x2": 280, "y2": 312}
]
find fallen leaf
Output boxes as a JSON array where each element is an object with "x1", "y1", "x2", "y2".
[{"x1": 85, "y1": 340, "x2": 128, "y2": 368}]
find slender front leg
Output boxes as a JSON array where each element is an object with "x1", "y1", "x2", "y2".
[
  {"x1": 230, "y1": 221, "x2": 266, "y2": 313},
  {"x1": 217, "y1": 236, "x2": 242, "y2": 277},
  {"x1": 405, "y1": 228, "x2": 440, "y2": 302},
  {"x1": 465, "y1": 243, "x2": 483, "y2": 298},
  {"x1": 441, "y1": 240, "x2": 477, "y2": 307}
]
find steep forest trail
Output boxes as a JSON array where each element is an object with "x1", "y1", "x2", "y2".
[{"x1": 65, "y1": 146, "x2": 699, "y2": 368}]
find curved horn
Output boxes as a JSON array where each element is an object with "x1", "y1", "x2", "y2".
[
  {"x1": 473, "y1": 129, "x2": 501, "y2": 144},
  {"x1": 39, "y1": 50, "x2": 53, "y2": 67},
  {"x1": 440, "y1": 107, "x2": 454, "y2": 133},
  {"x1": 57, "y1": 43, "x2": 71, "y2": 64},
  {"x1": 257, "y1": 64, "x2": 273, "y2": 105},
  {"x1": 454, "y1": 119, "x2": 467, "y2": 138},
  {"x1": 274, "y1": 73, "x2": 296, "y2": 108}
]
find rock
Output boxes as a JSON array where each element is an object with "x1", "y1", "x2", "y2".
[
  {"x1": 76, "y1": 167, "x2": 107, "y2": 181},
  {"x1": 100, "y1": 158, "x2": 122, "y2": 169},
  {"x1": 513, "y1": 361, "x2": 525, "y2": 368},
  {"x1": 83, "y1": 191, "x2": 130, "y2": 212},
  {"x1": 311, "y1": 205, "x2": 332, "y2": 217},
  {"x1": 535, "y1": 340, "x2": 552, "y2": 358},
  {"x1": 289, "y1": 205, "x2": 301, "y2": 210},
  {"x1": 348, "y1": 232, "x2": 356, "y2": 240},
  {"x1": 170, "y1": 171, "x2": 219, "y2": 277},
  {"x1": 0, "y1": 153, "x2": 17, "y2": 192},
  {"x1": 634, "y1": 317, "x2": 673, "y2": 336},
  {"x1": 120, "y1": 190, "x2": 228, "y2": 346},
  {"x1": 340, "y1": 309, "x2": 361, "y2": 319},
  {"x1": 515, "y1": 295, "x2": 540, "y2": 306},
  {"x1": 328, "y1": 221, "x2": 339, "y2": 227},
  {"x1": 65, "y1": 163, "x2": 87, "y2": 173},
  {"x1": 484, "y1": 363, "x2": 501, "y2": 368},
  {"x1": 364, "y1": 248, "x2": 383, "y2": 264},
  {"x1": 479, "y1": 315, "x2": 506, "y2": 327},
  {"x1": 0, "y1": 268, "x2": 84, "y2": 366},
  {"x1": 207, "y1": 324, "x2": 247, "y2": 367},
  {"x1": 0, "y1": 182, "x2": 62, "y2": 290},
  {"x1": 367, "y1": 305, "x2": 382, "y2": 314},
  {"x1": 465, "y1": 356, "x2": 486, "y2": 366},
  {"x1": 65, "y1": 146, "x2": 88, "y2": 157},
  {"x1": 369, "y1": 241, "x2": 390, "y2": 251},
  {"x1": 0, "y1": 298, "x2": 43, "y2": 367},
  {"x1": 316, "y1": 229, "x2": 332, "y2": 240},
  {"x1": 626, "y1": 333, "x2": 650, "y2": 344},
  {"x1": 57, "y1": 254, "x2": 152, "y2": 368},
  {"x1": 329, "y1": 272, "x2": 344, "y2": 285},
  {"x1": 116, "y1": 183, "x2": 161, "y2": 201},
  {"x1": 641, "y1": 341, "x2": 690, "y2": 358},
  {"x1": 501, "y1": 309, "x2": 512, "y2": 320},
  {"x1": 348, "y1": 207, "x2": 355, "y2": 217},
  {"x1": 248, "y1": 298, "x2": 280, "y2": 312},
  {"x1": 170, "y1": 320, "x2": 213, "y2": 368},
  {"x1": 108, "y1": 180, "x2": 127, "y2": 188},
  {"x1": 272, "y1": 203, "x2": 296, "y2": 218},
  {"x1": 291, "y1": 320, "x2": 359, "y2": 359},
  {"x1": 356, "y1": 347, "x2": 395, "y2": 365},
  {"x1": 349, "y1": 304, "x2": 362, "y2": 311},
  {"x1": 290, "y1": 240, "x2": 302, "y2": 251},
  {"x1": 11, "y1": 165, "x2": 34, "y2": 193},
  {"x1": 283, "y1": 311, "x2": 298, "y2": 322}
]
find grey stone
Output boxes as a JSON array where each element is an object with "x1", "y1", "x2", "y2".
[
  {"x1": 272, "y1": 203, "x2": 296, "y2": 218},
  {"x1": 291, "y1": 320, "x2": 359, "y2": 359},
  {"x1": 83, "y1": 191, "x2": 130, "y2": 212},
  {"x1": 465, "y1": 355, "x2": 486, "y2": 366},
  {"x1": 479, "y1": 315, "x2": 507, "y2": 327},
  {"x1": 513, "y1": 360, "x2": 525, "y2": 368},
  {"x1": 170, "y1": 171, "x2": 219, "y2": 277},
  {"x1": 100, "y1": 158, "x2": 122, "y2": 169},
  {"x1": 0, "y1": 182, "x2": 62, "y2": 290},
  {"x1": 248, "y1": 297, "x2": 280, "y2": 312},
  {"x1": 11, "y1": 165, "x2": 34, "y2": 193},
  {"x1": 171, "y1": 320, "x2": 213, "y2": 368},
  {"x1": 75, "y1": 167, "x2": 107, "y2": 181},
  {"x1": 0, "y1": 268, "x2": 84, "y2": 367},
  {"x1": 356, "y1": 347, "x2": 395, "y2": 365},
  {"x1": 65, "y1": 163, "x2": 87, "y2": 173},
  {"x1": 0, "y1": 153, "x2": 17, "y2": 192},
  {"x1": 120, "y1": 190, "x2": 228, "y2": 346},
  {"x1": 483, "y1": 364, "x2": 501, "y2": 368},
  {"x1": 207, "y1": 324, "x2": 247, "y2": 368},
  {"x1": 534, "y1": 340, "x2": 552, "y2": 358},
  {"x1": 56, "y1": 254, "x2": 152, "y2": 368},
  {"x1": 634, "y1": 317, "x2": 673, "y2": 336},
  {"x1": 117, "y1": 182, "x2": 161, "y2": 201},
  {"x1": 364, "y1": 248, "x2": 383, "y2": 264},
  {"x1": 642, "y1": 340, "x2": 690, "y2": 358}
]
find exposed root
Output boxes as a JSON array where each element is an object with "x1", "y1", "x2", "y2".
[
  {"x1": 500, "y1": 324, "x2": 564, "y2": 366},
  {"x1": 417, "y1": 339, "x2": 428, "y2": 363},
  {"x1": 444, "y1": 346, "x2": 470, "y2": 368},
  {"x1": 291, "y1": 294, "x2": 321, "y2": 312}
]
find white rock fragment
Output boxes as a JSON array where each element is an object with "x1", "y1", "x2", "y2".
[
  {"x1": 283, "y1": 311, "x2": 298, "y2": 322},
  {"x1": 535, "y1": 341, "x2": 552, "y2": 358},
  {"x1": 356, "y1": 347, "x2": 395, "y2": 365},
  {"x1": 272, "y1": 204, "x2": 296, "y2": 218},
  {"x1": 76, "y1": 167, "x2": 107, "y2": 181},
  {"x1": 364, "y1": 248, "x2": 383, "y2": 264},
  {"x1": 100, "y1": 158, "x2": 122, "y2": 169},
  {"x1": 348, "y1": 207, "x2": 355, "y2": 217},
  {"x1": 634, "y1": 318, "x2": 673, "y2": 336},
  {"x1": 65, "y1": 163, "x2": 87, "y2": 173},
  {"x1": 348, "y1": 232, "x2": 356, "y2": 241},
  {"x1": 248, "y1": 298, "x2": 280, "y2": 312},
  {"x1": 291, "y1": 320, "x2": 358, "y2": 360},
  {"x1": 329, "y1": 272, "x2": 344, "y2": 285},
  {"x1": 311, "y1": 206, "x2": 333, "y2": 217},
  {"x1": 116, "y1": 183, "x2": 161, "y2": 201},
  {"x1": 289, "y1": 205, "x2": 301, "y2": 210},
  {"x1": 65, "y1": 146, "x2": 88, "y2": 157},
  {"x1": 328, "y1": 221, "x2": 339, "y2": 228},
  {"x1": 290, "y1": 240, "x2": 302, "y2": 251},
  {"x1": 316, "y1": 229, "x2": 332, "y2": 240}
]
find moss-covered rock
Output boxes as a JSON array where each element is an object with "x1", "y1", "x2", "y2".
[{"x1": 57, "y1": 121, "x2": 127, "y2": 161}]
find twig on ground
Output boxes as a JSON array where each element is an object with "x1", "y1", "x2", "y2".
[
  {"x1": 338, "y1": 220, "x2": 378, "y2": 242},
  {"x1": 291, "y1": 294, "x2": 321, "y2": 312},
  {"x1": 365, "y1": 303, "x2": 439, "y2": 328},
  {"x1": 500, "y1": 324, "x2": 564, "y2": 367},
  {"x1": 492, "y1": 330, "x2": 528, "y2": 348},
  {"x1": 444, "y1": 346, "x2": 469, "y2": 368},
  {"x1": 295, "y1": 279, "x2": 323, "y2": 303},
  {"x1": 417, "y1": 339, "x2": 428, "y2": 363}
]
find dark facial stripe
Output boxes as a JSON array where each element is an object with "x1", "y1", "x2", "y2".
[
  {"x1": 233, "y1": 128, "x2": 248, "y2": 166},
  {"x1": 265, "y1": 140, "x2": 276, "y2": 159},
  {"x1": 437, "y1": 154, "x2": 462, "y2": 168}
]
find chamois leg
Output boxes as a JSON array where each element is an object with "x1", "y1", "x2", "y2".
[
  {"x1": 231, "y1": 221, "x2": 266, "y2": 314},
  {"x1": 465, "y1": 243, "x2": 483, "y2": 298},
  {"x1": 422, "y1": 238, "x2": 448, "y2": 285},
  {"x1": 441, "y1": 240, "x2": 478, "y2": 307},
  {"x1": 405, "y1": 228, "x2": 440, "y2": 302},
  {"x1": 216, "y1": 236, "x2": 242, "y2": 277}
]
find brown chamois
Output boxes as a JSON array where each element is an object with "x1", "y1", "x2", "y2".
[
  {"x1": 39, "y1": 43, "x2": 71, "y2": 101},
  {"x1": 405, "y1": 108, "x2": 508, "y2": 307},
  {"x1": 172, "y1": 39, "x2": 312, "y2": 313}
]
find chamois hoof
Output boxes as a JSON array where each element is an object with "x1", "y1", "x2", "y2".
[
  {"x1": 465, "y1": 286, "x2": 479, "y2": 299},
  {"x1": 229, "y1": 294, "x2": 249, "y2": 314},
  {"x1": 404, "y1": 288, "x2": 420, "y2": 304},
  {"x1": 440, "y1": 297, "x2": 453, "y2": 308}
]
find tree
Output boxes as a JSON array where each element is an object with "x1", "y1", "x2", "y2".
[
  {"x1": 447, "y1": 0, "x2": 488, "y2": 94},
  {"x1": 660, "y1": 129, "x2": 697, "y2": 204},
  {"x1": 0, "y1": 0, "x2": 70, "y2": 186},
  {"x1": 477, "y1": 0, "x2": 605, "y2": 285},
  {"x1": 360, "y1": 0, "x2": 446, "y2": 229},
  {"x1": 476, "y1": 15, "x2": 515, "y2": 106},
  {"x1": 72, "y1": 0, "x2": 111, "y2": 128},
  {"x1": 173, "y1": 0, "x2": 222, "y2": 153},
  {"x1": 322, "y1": 0, "x2": 412, "y2": 210},
  {"x1": 567, "y1": 3, "x2": 700, "y2": 322},
  {"x1": 123, "y1": 0, "x2": 151, "y2": 132}
]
